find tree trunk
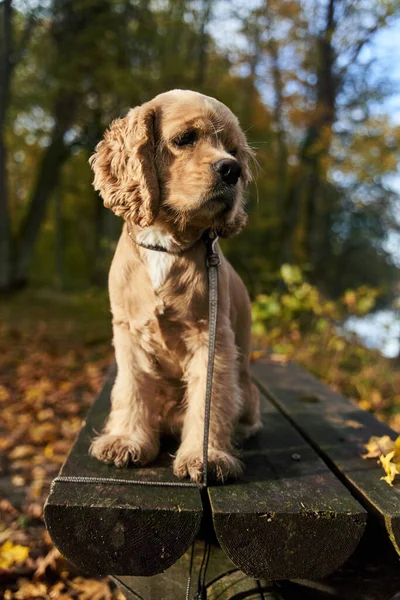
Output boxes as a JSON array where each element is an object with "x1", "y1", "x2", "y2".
[
  {"x1": 0, "y1": 126, "x2": 12, "y2": 291},
  {"x1": 0, "y1": 0, "x2": 13, "y2": 291},
  {"x1": 13, "y1": 94, "x2": 77, "y2": 287},
  {"x1": 304, "y1": 0, "x2": 336, "y2": 269},
  {"x1": 92, "y1": 197, "x2": 121, "y2": 288},
  {"x1": 280, "y1": 0, "x2": 336, "y2": 269},
  {"x1": 3, "y1": 0, "x2": 110, "y2": 290},
  {"x1": 268, "y1": 36, "x2": 288, "y2": 238},
  {"x1": 196, "y1": 0, "x2": 212, "y2": 88},
  {"x1": 54, "y1": 191, "x2": 63, "y2": 290}
]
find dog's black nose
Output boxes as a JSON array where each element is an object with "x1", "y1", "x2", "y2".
[{"x1": 212, "y1": 159, "x2": 242, "y2": 185}]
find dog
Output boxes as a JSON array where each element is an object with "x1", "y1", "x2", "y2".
[{"x1": 88, "y1": 89, "x2": 261, "y2": 482}]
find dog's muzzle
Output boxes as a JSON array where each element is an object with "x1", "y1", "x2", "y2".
[
  {"x1": 207, "y1": 188, "x2": 235, "y2": 213},
  {"x1": 212, "y1": 159, "x2": 242, "y2": 185}
]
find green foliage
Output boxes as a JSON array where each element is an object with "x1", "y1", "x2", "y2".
[
  {"x1": 1, "y1": 0, "x2": 399, "y2": 304},
  {"x1": 253, "y1": 263, "x2": 380, "y2": 336},
  {"x1": 252, "y1": 267, "x2": 399, "y2": 425}
]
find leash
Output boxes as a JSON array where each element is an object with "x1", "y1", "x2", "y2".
[
  {"x1": 202, "y1": 229, "x2": 220, "y2": 487},
  {"x1": 51, "y1": 230, "x2": 220, "y2": 597},
  {"x1": 49, "y1": 229, "x2": 267, "y2": 599},
  {"x1": 51, "y1": 229, "x2": 219, "y2": 492}
]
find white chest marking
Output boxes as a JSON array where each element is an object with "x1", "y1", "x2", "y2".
[
  {"x1": 146, "y1": 252, "x2": 175, "y2": 290},
  {"x1": 136, "y1": 228, "x2": 176, "y2": 290}
]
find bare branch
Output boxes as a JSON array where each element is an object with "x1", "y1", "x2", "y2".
[
  {"x1": 12, "y1": 8, "x2": 36, "y2": 69},
  {"x1": 338, "y1": 22, "x2": 382, "y2": 77}
]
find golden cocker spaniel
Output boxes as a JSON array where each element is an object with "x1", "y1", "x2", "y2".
[{"x1": 89, "y1": 90, "x2": 261, "y2": 482}]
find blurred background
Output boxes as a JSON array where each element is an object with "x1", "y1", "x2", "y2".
[{"x1": 0, "y1": 0, "x2": 399, "y2": 597}]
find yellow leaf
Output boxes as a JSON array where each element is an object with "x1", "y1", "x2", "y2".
[
  {"x1": 363, "y1": 435, "x2": 400, "y2": 486},
  {"x1": 29, "y1": 422, "x2": 58, "y2": 444},
  {"x1": 0, "y1": 385, "x2": 10, "y2": 402},
  {"x1": 0, "y1": 540, "x2": 29, "y2": 569},
  {"x1": 380, "y1": 451, "x2": 399, "y2": 486},
  {"x1": 250, "y1": 350, "x2": 266, "y2": 362},
  {"x1": 37, "y1": 408, "x2": 54, "y2": 421},
  {"x1": 392, "y1": 436, "x2": 400, "y2": 468},
  {"x1": 44, "y1": 444, "x2": 54, "y2": 458},
  {"x1": 381, "y1": 474, "x2": 395, "y2": 486}
]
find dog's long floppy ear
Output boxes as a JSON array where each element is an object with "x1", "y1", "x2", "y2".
[{"x1": 89, "y1": 103, "x2": 159, "y2": 227}]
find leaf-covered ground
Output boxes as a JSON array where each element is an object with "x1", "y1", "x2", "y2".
[
  {"x1": 1, "y1": 288, "x2": 399, "y2": 598},
  {"x1": 0, "y1": 290, "x2": 123, "y2": 599}
]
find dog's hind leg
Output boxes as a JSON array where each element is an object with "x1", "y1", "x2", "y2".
[{"x1": 235, "y1": 370, "x2": 262, "y2": 440}]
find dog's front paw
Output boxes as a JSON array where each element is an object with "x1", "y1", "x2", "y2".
[
  {"x1": 89, "y1": 433, "x2": 158, "y2": 468},
  {"x1": 173, "y1": 447, "x2": 243, "y2": 483}
]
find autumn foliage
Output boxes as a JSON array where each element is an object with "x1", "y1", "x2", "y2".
[
  {"x1": 252, "y1": 265, "x2": 400, "y2": 428},
  {"x1": 1, "y1": 0, "x2": 400, "y2": 597},
  {"x1": 0, "y1": 292, "x2": 118, "y2": 598}
]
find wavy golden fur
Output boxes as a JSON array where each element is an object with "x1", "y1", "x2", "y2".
[{"x1": 88, "y1": 90, "x2": 261, "y2": 482}]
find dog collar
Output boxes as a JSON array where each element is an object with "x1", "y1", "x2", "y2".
[{"x1": 127, "y1": 226, "x2": 211, "y2": 255}]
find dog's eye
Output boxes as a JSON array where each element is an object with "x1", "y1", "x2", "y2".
[
  {"x1": 174, "y1": 130, "x2": 197, "y2": 147},
  {"x1": 228, "y1": 149, "x2": 238, "y2": 157}
]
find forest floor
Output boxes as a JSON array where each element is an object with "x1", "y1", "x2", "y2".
[
  {"x1": 0, "y1": 289, "x2": 399, "y2": 599},
  {"x1": 0, "y1": 290, "x2": 123, "y2": 599}
]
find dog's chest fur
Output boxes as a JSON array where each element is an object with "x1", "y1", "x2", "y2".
[
  {"x1": 145, "y1": 252, "x2": 174, "y2": 290},
  {"x1": 136, "y1": 229, "x2": 175, "y2": 290}
]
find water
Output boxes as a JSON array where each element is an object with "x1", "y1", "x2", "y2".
[{"x1": 346, "y1": 310, "x2": 399, "y2": 358}]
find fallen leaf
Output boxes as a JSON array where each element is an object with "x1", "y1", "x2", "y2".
[
  {"x1": 380, "y1": 451, "x2": 399, "y2": 486},
  {"x1": 24, "y1": 502, "x2": 43, "y2": 519},
  {"x1": 29, "y1": 422, "x2": 58, "y2": 444},
  {"x1": 363, "y1": 435, "x2": 400, "y2": 486},
  {"x1": 14, "y1": 580, "x2": 48, "y2": 599},
  {"x1": 392, "y1": 436, "x2": 400, "y2": 467},
  {"x1": 0, "y1": 540, "x2": 30, "y2": 569},
  {"x1": 37, "y1": 408, "x2": 55, "y2": 421},
  {"x1": 0, "y1": 499, "x2": 19, "y2": 516},
  {"x1": 9, "y1": 445, "x2": 36, "y2": 460},
  {"x1": 362, "y1": 435, "x2": 395, "y2": 459},
  {"x1": 0, "y1": 528, "x2": 13, "y2": 544},
  {"x1": 343, "y1": 419, "x2": 364, "y2": 429},
  {"x1": 0, "y1": 384, "x2": 10, "y2": 401},
  {"x1": 12, "y1": 475, "x2": 26, "y2": 487},
  {"x1": 269, "y1": 353, "x2": 288, "y2": 364},
  {"x1": 71, "y1": 577, "x2": 113, "y2": 600},
  {"x1": 250, "y1": 350, "x2": 266, "y2": 361},
  {"x1": 34, "y1": 547, "x2": 62, "y2": 580}
]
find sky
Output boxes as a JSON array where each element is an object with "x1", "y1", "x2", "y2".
[{"x1": 345, "y1": 19, "x2": 400, "y2": 357}]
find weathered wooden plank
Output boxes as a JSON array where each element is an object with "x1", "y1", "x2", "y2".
[
  {"x1": 251, "y1": 358, "x2": 400, "y2": 555},
  {"x1": 44, "y1": 368, "x2": 203, "y2": 576},
  {"x1": 113, "y1": 541, "x2": 281, "y2": 600},
  {"x1": 283, "y1": 523, "x2": 400, "y2": 600},
  {"x1": 208, "y1": 386, "x2": 366, "y2": 581}
]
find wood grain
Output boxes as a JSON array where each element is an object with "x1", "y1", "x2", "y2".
[
  {"x1": 44, "y1": 369, "x2": 203, "y2": 576},
  {"x1": 252, "y1": 358, "x2": 400, "y2": 556},
  {"x1": 208, "y1": 384, "x2": 366, "y2": 580}
]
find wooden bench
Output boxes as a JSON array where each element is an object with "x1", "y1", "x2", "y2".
[{"x1": 44, "y1": 359, "x2": 400, "y2": 599}]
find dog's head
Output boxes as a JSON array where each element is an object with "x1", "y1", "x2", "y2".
[{"x1": 89, "y1": 90, "x2": 254, "y2": 237}]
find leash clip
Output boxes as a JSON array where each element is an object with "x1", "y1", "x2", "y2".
[{"x1": 205, "y1": 230, "x2": 221, "y2": 268}]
